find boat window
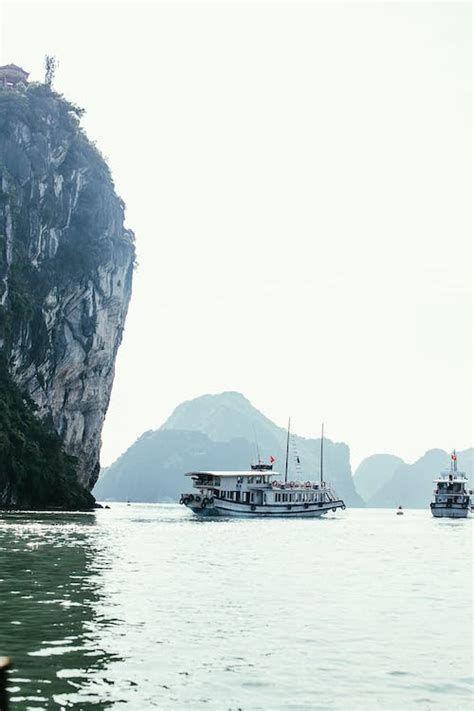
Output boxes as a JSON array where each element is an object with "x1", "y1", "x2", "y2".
[{"x1": 248, "y1": 477, "x2": 254, "y2": 484}]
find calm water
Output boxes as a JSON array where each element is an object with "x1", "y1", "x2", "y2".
[{"x1": 0, "y1": 505, "x2": 472, "y2": 710}]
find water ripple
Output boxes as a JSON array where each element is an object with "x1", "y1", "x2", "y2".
[{"x1": 0, "y1": 505, "x2": 472, "y2": 709}]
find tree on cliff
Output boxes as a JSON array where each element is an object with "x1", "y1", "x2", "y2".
[{"x1": 44, "y1": 54, "x2": 58, "y2": 88}]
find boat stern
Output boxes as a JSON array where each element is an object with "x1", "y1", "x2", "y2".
[{"x1": 180, "y1": 493, "x2": 217, "y2": 515}]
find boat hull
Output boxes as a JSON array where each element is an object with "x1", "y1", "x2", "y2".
[
  {"x1": 430, "y1": 504, "x2": 469, "y2": 518},
  {"x1": 187, "y1": 500, "x2": 346, "y2": 518}
]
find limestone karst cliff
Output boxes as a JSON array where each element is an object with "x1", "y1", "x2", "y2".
[{"x1": 0, "y1": 79, "x2": 135, "y2": 507}]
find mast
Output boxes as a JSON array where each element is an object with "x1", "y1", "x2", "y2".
[
  {"x1": 284, "y1": 418, "x2": 291, "y2": 484},
  {"x1": 320, "y1": 422, "x2": 324, "y2": 485},
  {"x1": 253, "y1": 425, "x2": 261, "y2": 464}
]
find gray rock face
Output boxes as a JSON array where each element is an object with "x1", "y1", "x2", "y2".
[
  {"x1": 0, "y1": 84, "x2": 135, "y2": 491},
  {"x1": 353, "y1": 454, "x2": 405, "y2": 503}
]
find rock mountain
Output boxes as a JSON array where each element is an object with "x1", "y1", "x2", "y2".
[
  {"x1": 353, "y1": 454, "x2": 405, "y2": 502},
  {"x1": 0, "y1": 79, "x2": 135, "y2": 507},
  {"x1": 94, "y1": 392, "x2": 364, "y2": 506}
]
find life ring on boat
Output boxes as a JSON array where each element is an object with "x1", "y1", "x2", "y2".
[
  {"x1": 194, "y1": 495, "x2": 201, "y2": 503},
  {"x1": 187, "y1": 494, "x2": 194, "y2": 502},
  {"x1": 202, "y1": 498, "x2": 209, "y2": 507},
  {"x1": 305, "y1": 481, "x2": 311, "y2": 488},
  {"x1": 272, "y1": 480, "x2": 278, "y2": 486},
  {"x1": 179, "y1": 496, "x2": 184, "y2": 505},
  {"x1": 341, "y1": 504, "x2": 346, "y2": 510},
  {"x1": 332, "y1": 508, "x2": 336, "y2": 512},
  {"x1": 208, "y1": 497, "x2": 214, "y2": 505},
  {"x1": 289, "y1": 481, "x2": 295, "y2": 488}
]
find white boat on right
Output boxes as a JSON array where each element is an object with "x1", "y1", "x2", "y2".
[{"x1": 430, "y1": 450, "x2": 470, "y2": 518}]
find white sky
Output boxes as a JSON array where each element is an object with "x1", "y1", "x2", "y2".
[{"x1": 1, "y1": 1, "x2": 472, "y2": 470}]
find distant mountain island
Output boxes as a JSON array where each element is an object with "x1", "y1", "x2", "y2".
[
  {"x1": 94, "y1": 391, "x2": 473, "y2": 510},
  {"x1": 93, "y1": 429, "x2": 256, "y2": 503},
  {"x1": 364, "y1": 448, "x2": 473, "y2": 509},
  {"x1": 94, "y1": 392, "x2": 364, "y2": 506},
  {"x1": 353, "y1": 454, "x2": 405, "y2": 502}
]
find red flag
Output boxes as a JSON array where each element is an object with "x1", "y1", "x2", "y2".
[
  {"x1": 451, "y1": 453, "x2": 457, "y2": 461},
  {"x1": 270, "y1": 456, "x2": 275, "y2": 464}
]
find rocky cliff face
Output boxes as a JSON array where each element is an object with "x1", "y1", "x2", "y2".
[{"x1": 0, "y1": 82, "x2": 135, "y2": 503}]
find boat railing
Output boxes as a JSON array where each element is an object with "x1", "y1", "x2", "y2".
[{"x1": 271, "y1": 481, "x2": 325, "y2": 490}]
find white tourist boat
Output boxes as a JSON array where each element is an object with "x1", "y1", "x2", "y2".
[
  {"x1": 180, "y1": 423, "x2": 346, "y2": 518},
  {"x1": 430, "y1": 451, "x2": 470, "y2": 518}
]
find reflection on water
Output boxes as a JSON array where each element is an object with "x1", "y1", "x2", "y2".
[
  {"x1": 0, "y1": 512, "x2": 122, "y2": 708},
  {"x1": 0, "y1": 505, "x2": 472, "y2": 710}
]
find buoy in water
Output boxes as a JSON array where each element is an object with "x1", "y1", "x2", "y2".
[{"x1": 396, "y1": 505, "x2": 404, "y2": 515}]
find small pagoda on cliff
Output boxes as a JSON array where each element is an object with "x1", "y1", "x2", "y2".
[{"x1": 0, "y1": 63, "x2": 29, "y2": 87}]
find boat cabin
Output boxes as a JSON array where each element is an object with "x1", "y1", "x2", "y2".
[
  {"x1": 185, "y1": 468, "x2": 333, "y2": 507},
  {"x1": 433, "y1": 472, "x2": 469, "y2": 504}
]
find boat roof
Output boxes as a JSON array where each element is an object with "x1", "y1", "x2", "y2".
[
  {"x1": 186, "y1": 470, "x2": 280, "y2": 478},
  {"x1": 435, "y1": 472, "x2": 468, "y2": 481}
]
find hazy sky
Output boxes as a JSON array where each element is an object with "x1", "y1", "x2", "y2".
[{"x1": 1, "y1": 1, "x2": 472, "y2": 470}]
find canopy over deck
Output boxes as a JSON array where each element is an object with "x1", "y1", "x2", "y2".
[{"x1": 186, "y1": 470, "x2": 281, "y2": 478}]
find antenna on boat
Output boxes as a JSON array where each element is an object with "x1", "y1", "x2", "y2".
[
  {"x1": 320, "y1": 423, "x2": 324, "y2": 485},
  {"x1": 451, "y1": 449, "x2": 457, "y2": 474},
  {"x1": 284, "y1": 418, "x2": 291, "y2": 484},
  {"x1": 253, "y1": 425, "x2": 261, "y2": 464}
]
